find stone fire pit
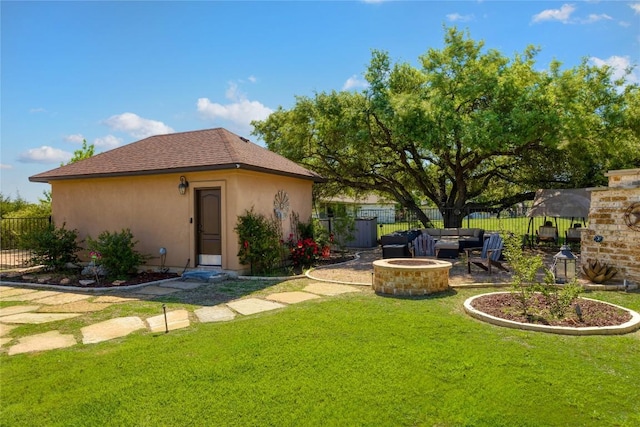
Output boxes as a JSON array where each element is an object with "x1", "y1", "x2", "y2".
[{"x1": 372, "y1": 258, "x2": 453, "y2": 296}]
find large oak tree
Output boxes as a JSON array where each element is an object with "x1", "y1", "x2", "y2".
[{"x1": 253, "y1": 28, "x2": 639, "y2": 227}]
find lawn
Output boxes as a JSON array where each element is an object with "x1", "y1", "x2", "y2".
[{"x1": 1, "y1": 284, "x2": 639, "y2": 426}]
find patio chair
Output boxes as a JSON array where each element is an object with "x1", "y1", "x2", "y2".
[
  {"x1": 536, "y1": 222, "x2": 558, "y2": 245},
  {"x1": 413, "y1": 233, "x2": 435, "y2": 257},
  {"x1": 565, "y1": 224, "x2": 583, "y2": 245},
  {"x1": 465, "y1": 233, "x2": 508, "y2": 274}
]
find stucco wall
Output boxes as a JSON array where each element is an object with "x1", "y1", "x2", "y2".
[
  {"x1": 581, "y1": 169, "x2": 640, "y2": 285},
  {"x1": 51, "y1": 169, "x2": 313, "y2": 273}
]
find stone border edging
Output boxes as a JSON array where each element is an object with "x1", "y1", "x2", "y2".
[
  {"x1": 237, "y1": 274, "x2": 306, "y2": 281},
  {"x1": 463, "y1": 291, "x2": 640, "y2": 336},
  {"x1": 305, "y1": 252, "x2": 373, "y2": 287},
  {"x1": 0, "y1": 277, "x2": 183, "y2": 292}
]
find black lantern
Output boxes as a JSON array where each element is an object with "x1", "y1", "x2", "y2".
[
  {"x1": 178, "y1": 176, "x2": 189, "y2": 195},
  {"x1": 553, "y1": 245, "x2": 576, "y2": 284}
]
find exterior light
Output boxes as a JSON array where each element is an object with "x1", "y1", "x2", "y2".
[
  {"x1": 553, "y1": 245, "x2": 577, "y2": 284},
  {"x1": 178, "y1": 176, "x2": 189, "y2": 195}
]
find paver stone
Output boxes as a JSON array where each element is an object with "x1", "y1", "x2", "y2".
[
  {"x1": 194, "y1": 306, "x2": 236, "y2": 323},
  {"x1": 81, "y1": 316, "x2": 146, "y2": 344},
  {"x1": 8, "y1": 330, "x2": 76, "y2": 355},
  {"x1": 303, "y1": 282, "x2": 362, "y2": 296},
  {"x1": 146, "y1": 309, "x2": 190, "y2": 333},
  {"x1": 266, "y1": 291, "x2": 321, "y2": 304},
  {"x1": 0, "y1": 305, "x2": 40, "y2": 318},
  {"x1": 227, "y1": 298, "x2": 285, "y2": 316}
]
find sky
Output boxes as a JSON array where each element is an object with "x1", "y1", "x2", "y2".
[{"x1": 1, "y1": 0, "x2": 639, "y2": 203}]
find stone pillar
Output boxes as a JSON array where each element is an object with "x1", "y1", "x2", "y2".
[{"x1": 582, "y1": 169, "x2": 640, "y2": 285}]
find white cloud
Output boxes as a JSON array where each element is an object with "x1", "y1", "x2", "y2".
[
  {"x1": 29, "y1": 107, "x2": 47, "y2": 114},
  {"x1": 0, "y1": 164, "x2": 13, "y2": 170},
  {"x1": 446, "y1": 13, "x2": 474, "y2": 23},
  {"x1": 532, "y1": 4, "x2": 576, "y2": 23},
  {"x1": 93, "y1": 135, "x2": 123, "y2": 149},
  {"x1": 102, "y1": 113, "x2": 174, "y2": 139},
  {"x1": 64, "y1": 134, "x2": 85, "y2": 144},
  {"x1": 248, "y1": 75, "x2": 257, "y2": 83},
  {"x1": 579, "y1": 13, "x2": 613, "y2": 24},
  {"x1": 342, "y1": 74, "x2": 370, "y2": 91},
  {"x1": 590, "y1": 55, "x2": 639, "y2": 85},
  {"x1": 197, "y1": 98, "x2": 273, "y2": 125},
  {"x1": 630, "y1": 3, "x2": 640, "y2": 14},
  {"x1": 18, "y1": 146, "x2": 72, "y2": 164},
  {"x1": 197, "y1": 81, "x2": 273, "y2": 128}
]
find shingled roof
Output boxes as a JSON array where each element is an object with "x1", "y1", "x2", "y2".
[{"x1": 30, "y1": 128, "x2": 322, "y2": 183}]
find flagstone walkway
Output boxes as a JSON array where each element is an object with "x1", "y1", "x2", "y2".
[{"x1": 0, "y1": 278, "x2": 363, "y2": 356}]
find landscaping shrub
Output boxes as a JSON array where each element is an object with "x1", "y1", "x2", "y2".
[
  {"x1": 22, "y1": 223, "x2": 82, "y2": 271},
  {"x1": 539, "y1": 280, "x2": 584, "y2": 319},
  {"x1": 503, "y1": 232, "x2": 583, "y2": 319},
  {"x1": 235, "y1": 208, "x2": 282, "y2": 275},
  {"x1": 331, "y1": 216, "x2": 355, "y2": 255},
  {"x1": 286, "y1": 215, "x2": 332, "y2": 269},
  {"x1": 286, "y1": 236, "x2": 320, "y2": 269},
  {"x1": 502, "y1": 232, "x2": 546, "y2": 316},
  {"x1": 87, "y1": 229, "x2": 148, "y2": 279}
]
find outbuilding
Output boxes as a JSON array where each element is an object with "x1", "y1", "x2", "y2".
[{"x1": 29, "y1": 128, "x2": 322, "y2": 273}]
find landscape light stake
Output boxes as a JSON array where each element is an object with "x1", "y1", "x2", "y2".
[
  {"x1": 574, "y1": 303, "x2": 583, "y2": 322},
  {"x1": 162, "y1": 304, "x2": 169, "y2": 333}
]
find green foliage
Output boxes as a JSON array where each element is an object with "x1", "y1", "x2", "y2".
[
  {"x1": 63, "y1": 139, "x2": 95, "y2": 165},
  {"x1": 331, "y1": 216, "x2": 355, "y2": 254},
  {"x1": 253, "y1": 26, "x2": 639, "y2": 228},
  {"x1": 504, "y1": 232, "x2": 584, "y2": 319},
  {"x1": 0, "y1": 193, "x2": 30, "y2": 216},
  {"x1": 287, "y1": 237, "x2": 320, "y2": 269},
  {"x1": 22, "y1": 223, "x2": 82, "y2": 271},
  {"x1": 286, "y1": 214, "x2": 328, "y2": 269},
  {"x1": 502, "y1": 232, "x2": 545, "y2": 316},
  {"x1": 87, "y1": 229, "x2": 148, "y2": 279},
  {"x1": 312, "y1": 217, "x2": 331, "y2": 249},
  {"x1": 539, "y1": 280, "x2": 584, "y2": 319},
  {"x1": 235, "y1": 208, "x2": 282, "y2": 275}
]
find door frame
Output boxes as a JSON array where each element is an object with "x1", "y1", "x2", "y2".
[
  {"x1": 188, "y1": 180, "x2": 226, "y2": 269},
  {"x1": 195, "y1": 188, "x2": 222, "y2": 266}
]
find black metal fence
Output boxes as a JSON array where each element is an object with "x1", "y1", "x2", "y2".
[
  {"x1": 355, "y1": 208, "x2": 586, "y2": 245},
  {"x1": 1, "y1": 216, "x2": 51, "y2": 269}
]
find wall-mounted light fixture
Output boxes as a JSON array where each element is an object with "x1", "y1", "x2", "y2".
[{"x1": 178, "y1": 176, "x2": 189, "y2": 195}]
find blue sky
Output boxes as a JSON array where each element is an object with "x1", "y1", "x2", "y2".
[{"x1": 2, "y1": 1, "x2": 639, "y2": 202}]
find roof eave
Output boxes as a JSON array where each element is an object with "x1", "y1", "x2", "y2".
[{"x1": 29, "y1": 163, "x2": 325, "y2": 183}]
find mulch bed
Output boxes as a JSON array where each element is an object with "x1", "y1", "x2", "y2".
[{"x1": 471, "y1": 292, "x2": 632, "y2": 328}]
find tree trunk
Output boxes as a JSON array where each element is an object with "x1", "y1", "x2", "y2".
[{"x1": 442, "y1": 208, "x2": 464, "y2": 228}]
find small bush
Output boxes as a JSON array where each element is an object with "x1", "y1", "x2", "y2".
[
  {"x1": 87, "y1": 229, "x2": 148, "y2": 279},
  {"x1": 502, "y1": 232, "x2": 545, "y2": 316},
  {"x1": 504, "y1": 232, "x2": 584, "y2": 319},
  {"x1": 235, "y1": 208, "x2": 282, "y2": 275},
  {"x1": 539, "y1": 280, "x2": 584, "y2": 319},
  {"x1": 22, "y1": 223, "x2": 82, "y2": 271},
  {"x1": 331, "y1": 216, "x2": 355, "y2": 254},
  {"x1": 286, "y1": 236, "x2": 320, "y2": 269}
]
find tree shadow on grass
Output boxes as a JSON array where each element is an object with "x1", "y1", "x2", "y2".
[{"x1": 373, "y1": 287, "x2": 459, "y2": 301}]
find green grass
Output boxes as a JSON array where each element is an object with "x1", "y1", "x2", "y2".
[{"x1": 1, "y1": 284, "x2": 639, "y2": 426}]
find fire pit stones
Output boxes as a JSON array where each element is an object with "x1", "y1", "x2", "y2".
[{"x1": 372, "y1": 258, "x2": 453, "y2": 296}]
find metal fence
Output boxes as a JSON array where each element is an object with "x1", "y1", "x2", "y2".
[
  {"x1": 1, "y1": 216, "x2": 51, "y2": 269},
  {"x1": 356, "y1": 208, "x2": 586, "y2": 244}
]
